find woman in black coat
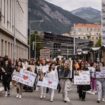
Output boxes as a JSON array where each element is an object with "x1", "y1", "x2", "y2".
[{"x1": 1, "y1": 59, "x2": 13, "y2": 96}]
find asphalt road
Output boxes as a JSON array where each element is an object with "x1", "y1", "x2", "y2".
[{"x1": 0, "y1": 85, "x2": 105, "y2": 105}]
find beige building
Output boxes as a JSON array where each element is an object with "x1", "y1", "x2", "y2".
[
  {"x1": 102, "y1": 0, "x2": 105, "y2": 45},
  {"x1": 70, "y1": 23, "x2": 101, "y2": 46},
  {"x1": 0, "y1": 0, "x2": 28, "y2": 60},
  {"x1": 102, "y1": 0, "x2": 105, "y2": 64}
]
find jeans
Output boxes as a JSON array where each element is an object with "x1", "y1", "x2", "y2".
[
  {"x1": 16, "y1": 83, "x2": 23, "y2": 95},
  {"x1": 40, "y1": 86, "x2": 46, "y2": 97},
  {"x1": 60, "y1": 79, "x2": 72, "y2": 101},
  {"x1": 97, "y1": 79, "x2": 105, "y2": 100}
]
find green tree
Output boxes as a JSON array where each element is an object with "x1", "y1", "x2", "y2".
[
  {"x1": 95, "y1": 37, "x2": 102, "y2": 47},
  {"x1": 30, "y1": 31, "x2": 44, "y2": 59}
]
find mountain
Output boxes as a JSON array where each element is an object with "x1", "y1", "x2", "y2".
[
  {"x1": 71, "y1": 7, "x2": 101, "y2": 23},
  {"x1": 28, "y1": 0, "x2": 88, "y2": 34}
]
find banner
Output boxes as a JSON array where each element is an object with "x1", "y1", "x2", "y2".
[
  {"x1": 40, "y1": 48, "x2": 50, "y2": 60},
  {"x1": 96, "y1": 67, "x2": 105, "y2": 78},
  {"x1": 74, "y1": 71, "x2": 90, "y2": 85},
  {"x1": 12, "y1": 70, "x2": 36, "y2": 87},
  {"x1": 37, "y1": 76, "x2": 58, "y2": 90}
]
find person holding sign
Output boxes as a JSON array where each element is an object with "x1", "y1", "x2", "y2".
[
  {"x1": 75, "y1": 62, "x2": 91, "y2": 101},
  {"x1": 45, "y1": 63, "x2": 58, "y2": 102},
  {"x1": 96, "y1": 62, "x2": 105, "y2": 103},
  {"x1": 39, "y1": 59, "x2": 49, "y2": 99},
  {"x1": 14, "y1": 61, "x2": 23, "y2": 99}
]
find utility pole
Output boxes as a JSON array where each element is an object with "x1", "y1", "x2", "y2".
[{"x1": 73, "y1": 24, "x2": 76, "y2": 59}]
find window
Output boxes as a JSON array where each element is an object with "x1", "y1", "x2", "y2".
[
  {"x1": 96, "y1": 37, "x2": 99, "y2": 40},
  {"x1": 5, "y1": 41, "x2": 7, "y2": 55},
  {"x1": 10, "y1": 0, "x2": 12, "y2": 27},
  {"x1": 1, "y1": 39, "x2": 3, "y2": 56},
  {"x1": 92, "y1": 37, "x2": 94, "y2": 40},
  {"x1": 7, "y1": 0, "x2": 9, "y2": 28}
]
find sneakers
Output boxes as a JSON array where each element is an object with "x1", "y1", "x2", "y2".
[
  {"x1": 19, "y1": 95, "x2": 22, "y2": 99},
  {"x1": 97, "y1": 100, "x2": 101, "y2": 103},
  {"x1": 8, "y1": 91, "x2": 10, "y2": 96},
  {"x1": 64, "y1": 97, "x2": 70, "y2": 102},
  {"x1": 102, "y1": 98, "x2": 105, "y2": 102},
  {"x1": 16, "y1": 94, "x2": 22, "y2": 99},
  {"x1": 97, "y1": 99, "x2": 105, "y2": 103},
  {"x1": 87, "y1": 90, "x2": 96, "y2": 95},
  {"x1": 40, "y1": 95, "x2": 43, "y2": 99},
  {"x1": 5, "y1": 91, "x2": 10, "y2": 97},
  {"x1": 50, "y1": 99, "x2": 53, "y2": 102},
  {"x1": 43, "y1": 95, "x2": 46, "y2": 98},
  {"x1": 16, "y1": 94, "x2": 19, "y2": 98},
  {"x1": 40, "y1": 95, "x2": 46, "y2": 99},
  {"x1": 5, "y1": 91, "x2": 8, "y2": 97}
]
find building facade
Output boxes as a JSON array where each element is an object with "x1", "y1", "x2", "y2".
[
  {"x1": 70, "y1": 23, "x2": 101, "y2": 46},
  {"x1": 41, "y1": 32, "x2": 93, "y2": 59},
  {"x1": 102, "y1": 0, "x2": 105, "y2": 45},
  {"x1": 0, "y1": 0, "x2": 28, "y2": 60},
  {"x1": 102, "y1": 0, "x2": 105, "y2": 64}
]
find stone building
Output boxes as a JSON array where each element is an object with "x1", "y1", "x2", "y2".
[
  {"x1": 70, "y1": 23, "x2": 101, "y2": 46},
  {"x1": 40, "y1": 32, "x2": 93, "y2": 59},
  {"x1": 0, "y1": 0, "x2": 28, "y2": 60}
]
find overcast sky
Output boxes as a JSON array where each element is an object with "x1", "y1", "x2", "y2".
[{"x1": 45, "y1": 0, "x2": 102, "y2": 11}]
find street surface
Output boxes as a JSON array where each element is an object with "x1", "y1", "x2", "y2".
[{"x1": 0, "y1": 85, "x2": 105, "y2": 105}]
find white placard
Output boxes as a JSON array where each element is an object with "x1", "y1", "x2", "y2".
[
  {"x1": 37, "y1": 76, "x2": 58, "y2": 90},
  {"x1": 74, "y1": 71, "x2": 90, "y2": 85},
  {"x1": 40, "y1": 48, "x2": 50, "y2": 60},
  {"x1": 12, "y1": 70, "x2": 36, "y2": 87}
]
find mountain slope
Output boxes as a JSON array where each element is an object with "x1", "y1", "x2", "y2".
[
  {"x1": 71, "y1": 7, "x2": 101, "y2": 23},
  {"x1": 28, "y1": 0, "x2": 88, "y2": 34}
]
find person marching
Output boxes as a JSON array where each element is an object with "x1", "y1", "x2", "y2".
[
  {"x1": 58, "y1": 60, "x2": 72, "y2": 102},
  {"x1": 96, "y1": 62, "x2": 105, "y2": 103},
  {"x1": 88, "y1": 62, "x2": 97, "y2": 94},
  {"x1": 76, "y1": 62, "x2": 91, "y2": 101},
  {"x1": 39, "y1": 59, "x2": 49, "y2": 99},
  {"x1": 1, "y1": 58, "x2": 13, "y2": 97},
  {"x1": 45, "y1": 62, "x2": 58, "y2": 102},
  {"x1": 14, "y1": 61, "x2": 23, "y2": 99}
]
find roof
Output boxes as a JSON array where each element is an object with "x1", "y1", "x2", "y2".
[{"x1": 74, "y1": 23, "x2": 101, "y2": 29}]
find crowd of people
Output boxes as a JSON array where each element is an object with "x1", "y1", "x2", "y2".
[{"x1": 0, "y1": 55, "x2": 105, "y2": 103}]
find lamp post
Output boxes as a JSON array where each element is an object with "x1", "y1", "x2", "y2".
[
  {"x1": 73, "y1": 36, "x2": 76, "y2": 56},
  {"x1": 73, "y1": 24, "x2": 76, "y2": 57}
]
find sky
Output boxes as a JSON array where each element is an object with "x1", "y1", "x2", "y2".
[{"x1": 45, "y1": 0, "x2": 102, "y2": 11}]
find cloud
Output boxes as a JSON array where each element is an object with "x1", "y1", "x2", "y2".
[{"x1": 45, "y1": 0, "x2": 102, "y2": 11}]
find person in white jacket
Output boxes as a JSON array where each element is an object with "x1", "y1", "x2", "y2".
[
  {"x1": 39, "y1": 59, "x2": 49, "y2": 99},
  {"x1": 45, "y1": 63, "x2": 58, "y2": 102}
]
